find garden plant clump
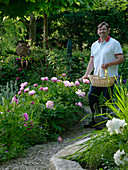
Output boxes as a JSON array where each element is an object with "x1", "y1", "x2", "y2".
[
  {"x1": 66, "y1": 81, "x2": 128, "y2": 169},
  {"x1": 0, "y1": 73, "x2": 90, "y2": 162}
]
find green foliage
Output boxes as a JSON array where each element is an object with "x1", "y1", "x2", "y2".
[
  {"x1": 0, "y1": 74, "x2": 90, "y2": 162},
  {"x1": 0, "y1": 17, "x2": 27, "y2": 56},
  {"x1": 67, "y1": 82, "x2": 128, "y2": 169}
]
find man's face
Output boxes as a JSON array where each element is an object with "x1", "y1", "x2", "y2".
[{"x1": 97, "y1": 25, "x2": 109, "y2": 39}]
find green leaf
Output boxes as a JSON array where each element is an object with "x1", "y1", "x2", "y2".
[
  {"x1": 68, "y1": 0, "x2": 74, "y2": 5},
  {"x1": 0, "y1": 0, "x2": 9, "y2": 5},
  {"x1": 61, "y1": 0, "x2": 68, "y2": 6}
]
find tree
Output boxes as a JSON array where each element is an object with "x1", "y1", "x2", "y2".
[{"x1": 0, "y1": 0, "x2": 95, "y2": 42}]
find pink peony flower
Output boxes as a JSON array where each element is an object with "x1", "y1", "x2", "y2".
[
  {"x1": 43, "y1": 87, "x2": 48, "y2": 91},
  {"x1": 83, "y1": 79, "x2": 90, "y2": 84},
  {"x1": 39, "y1": 87, "x2": 43, "y2": 90},
  {"x1": 18, "y1": 68, "x2": 22, "y2": 71},
  {"x1": 24, "y1": 113, "x2": 29, "y2": 121},
  {"x1": 63, "y1": 80, "x2": 71, "y2": 87},
  {"x1": 75, "y1": 81, "x2": 80, "y2": 86},
  {"x1": 24, "y1": 88, "x2": 29, "y2": 93},
  {"x1": 28, "y1": 90, "x2": 36, "y2": 95},
  {"x1": 41, "y1": 77, "x2": 49, "y2": 82},
  {"x1": 57, "y1": 136, "x2": 63, "y2": 142},
  {"x1": 62, "y1": 73, "x2": 66, "y2": 77},
  {"x1": 57, "y1": 80, "x2": 62, "y2": 82},
  {"x1": 20, "y1": 87, "x2": 24, "y2": 91},
  {"x1": 34, "y1": 84, "x2": 38, "y2": 87},
  {"x1": 18, "y1": 91, "x2": 21, "y2": 94},
  {"x1": 46, "y1": 101, "x2": 54, "y2": 109},
  {"x1": 51, "y1": 77, "x2": 58, "y2": 82},
  {"x1": 16, "y1": 77, "x2": 20, "y2": 80},
  {"x1": 77, "y1": 102, "x2": 82, "y2": 107},
  {"x1": 76, "y1": 89, "x2": 85, "y2": 97}
]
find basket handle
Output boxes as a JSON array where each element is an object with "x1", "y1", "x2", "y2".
[{"x1": 97, "y1": 65, "x2": 107, "y2": 77}]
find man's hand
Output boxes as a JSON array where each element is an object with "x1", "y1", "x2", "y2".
[{"x1": 101, "y1": 63, "x2": 109, "y2": 70}]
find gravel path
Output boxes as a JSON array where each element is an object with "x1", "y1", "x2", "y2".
[{"x1": 0, "y1": 108, "x2": 94, "y2": 170}]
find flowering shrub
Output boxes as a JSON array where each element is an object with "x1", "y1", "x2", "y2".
[{"x1": 0, "y1": 74, "x2": 90, "y2": 162}]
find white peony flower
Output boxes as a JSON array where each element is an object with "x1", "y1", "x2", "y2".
[
  {"x1": 114, "y1": 149, "x2": 128, "y2": 166},
  {"x1": 106, "y1": 117, "x2": 127, "y2": 135}
]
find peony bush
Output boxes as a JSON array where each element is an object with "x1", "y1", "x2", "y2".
[{"x1": 0, "y1": 74, "x2": 90, "y2": 162}]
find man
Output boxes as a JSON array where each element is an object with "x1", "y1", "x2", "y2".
[{"x1": 82, "y1": 22, "x2": 124, "y2": 128}]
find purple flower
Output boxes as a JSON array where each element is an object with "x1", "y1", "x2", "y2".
[
  {"x1": 46, "y1": 101, "x2": 54, "y2": 109},
  {"x1": 29, "y1": 90, "x2": 36, "y2": 95},
  {"x1": 24, "y1": 124, "x2": 27, "y2": 126},
  {"x1": 30, "y1": 101, "x2": 34, "y2": 105},
  {"x1": 123, "y1": 79, "x2": 127, "y2": 84},
  {"x1": 57, "y1": 136, "x2": 63, "y2": 142}
]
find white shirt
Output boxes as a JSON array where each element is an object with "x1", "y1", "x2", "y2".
[{"x1": 91, "y1": 36, "x2": 123, "y2": 77}]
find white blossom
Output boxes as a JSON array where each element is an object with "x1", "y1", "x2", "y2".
[
  {"x1": 114, "y1": 149, "x2": 128, "y2": 166},
  {"x1": 106, "y1": 117, "x2": 127, "y2": 135}
]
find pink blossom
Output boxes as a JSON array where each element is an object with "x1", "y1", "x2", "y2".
[
  {"x1": 77, "y1": 102, "x2": 82, "y2": 107},
  {"x1": 51, "y1": 77, "x2": 58, "y2": 82},
  {"x1": 24, "y1": 88, "x2": 29, "y2": 93},
  {"x1": 29, "y1": 90, "x2": 36, "y2": 95},
  {"x1": 57, "y1": 80, "x2": 62, "y2": 82},
  {"x1": 57, "y1": 136, "x2": 63, "y2": 142},
  {"x1": 63, "y1": 80, "x2": 71, "y2": 87},
  {"x1": 20, "y1": 82, "x2": 28, "y2": 88},
  {"x1": 83, "y1": 79, "x2": 90, "y2": 84},
  {"x1": 75, "y1": 81, "x2": 80, "y2": 86},
  {"x1": 46, "y1": 101, "x2": 54, "y2": 109},
  {"x1": 24, "y1": 124, "x2": 27, "y2": 126},
  {"x1": 34, "y1": 84, "x2": 38, "y2": 87},
  {"x1": 20, "y1": 87, "x2": 24, "y2": 91},
  {"x1": 18, "y1": 91, "x2": 22, "y2": 94},
  {"x1": 43, "y1": 87, "x2": 48, "y2": 91},
  {"x1": 30, "y1": 101, "x2": 34, "y2": 104},
  {"x1": 11, "y1": 96, "x2": 18, "y2": 104},
  {"x1": 41, "y1": 77, "x2": 49, "y2": 81},
  {"x1": 39, "y1": 87, "x2": 43, "y2": 90},
  {"x1": 16, "y1": 77, "x2": 20, "y2": 80},
  {"x1": 76, "y1": 89, "x2": 85, "y2": 97},
  {"x1": 62, "y1": 73, "x2": 66, "y2": 77},
  {"x1": 18, "y1": 68, "x2": 22, "y2": 71},
  {"x1": 24, "y1": 113, "x2": 29, "y2": 121}
]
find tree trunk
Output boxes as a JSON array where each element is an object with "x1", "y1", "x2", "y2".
[
  {"x1": 43, "y1": 12, "x2": 48, "y2": 45},
  {"x1": 29, "y1": 12, "x2": 36, "y2": 42}
]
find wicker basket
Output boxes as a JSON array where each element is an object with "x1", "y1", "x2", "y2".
[{"x1": 88, "y1": 66, "x2": 116, "y2": 87}]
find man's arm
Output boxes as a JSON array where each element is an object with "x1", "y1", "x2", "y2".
[
  {"x1": 101, "y1": 54, "x2": 124, "y2": 70},
  {"x1": 82, "y1": 58, "x2": 94, "y2": 79}
]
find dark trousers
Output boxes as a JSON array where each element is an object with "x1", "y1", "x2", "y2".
[{"x1": 88, "y1": 85, "x2": 114, "y2": 121}]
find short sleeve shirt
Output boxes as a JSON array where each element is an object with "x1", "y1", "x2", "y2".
[{"x1": 91, "y1": 36, "x2": 123, "y2": 77}]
